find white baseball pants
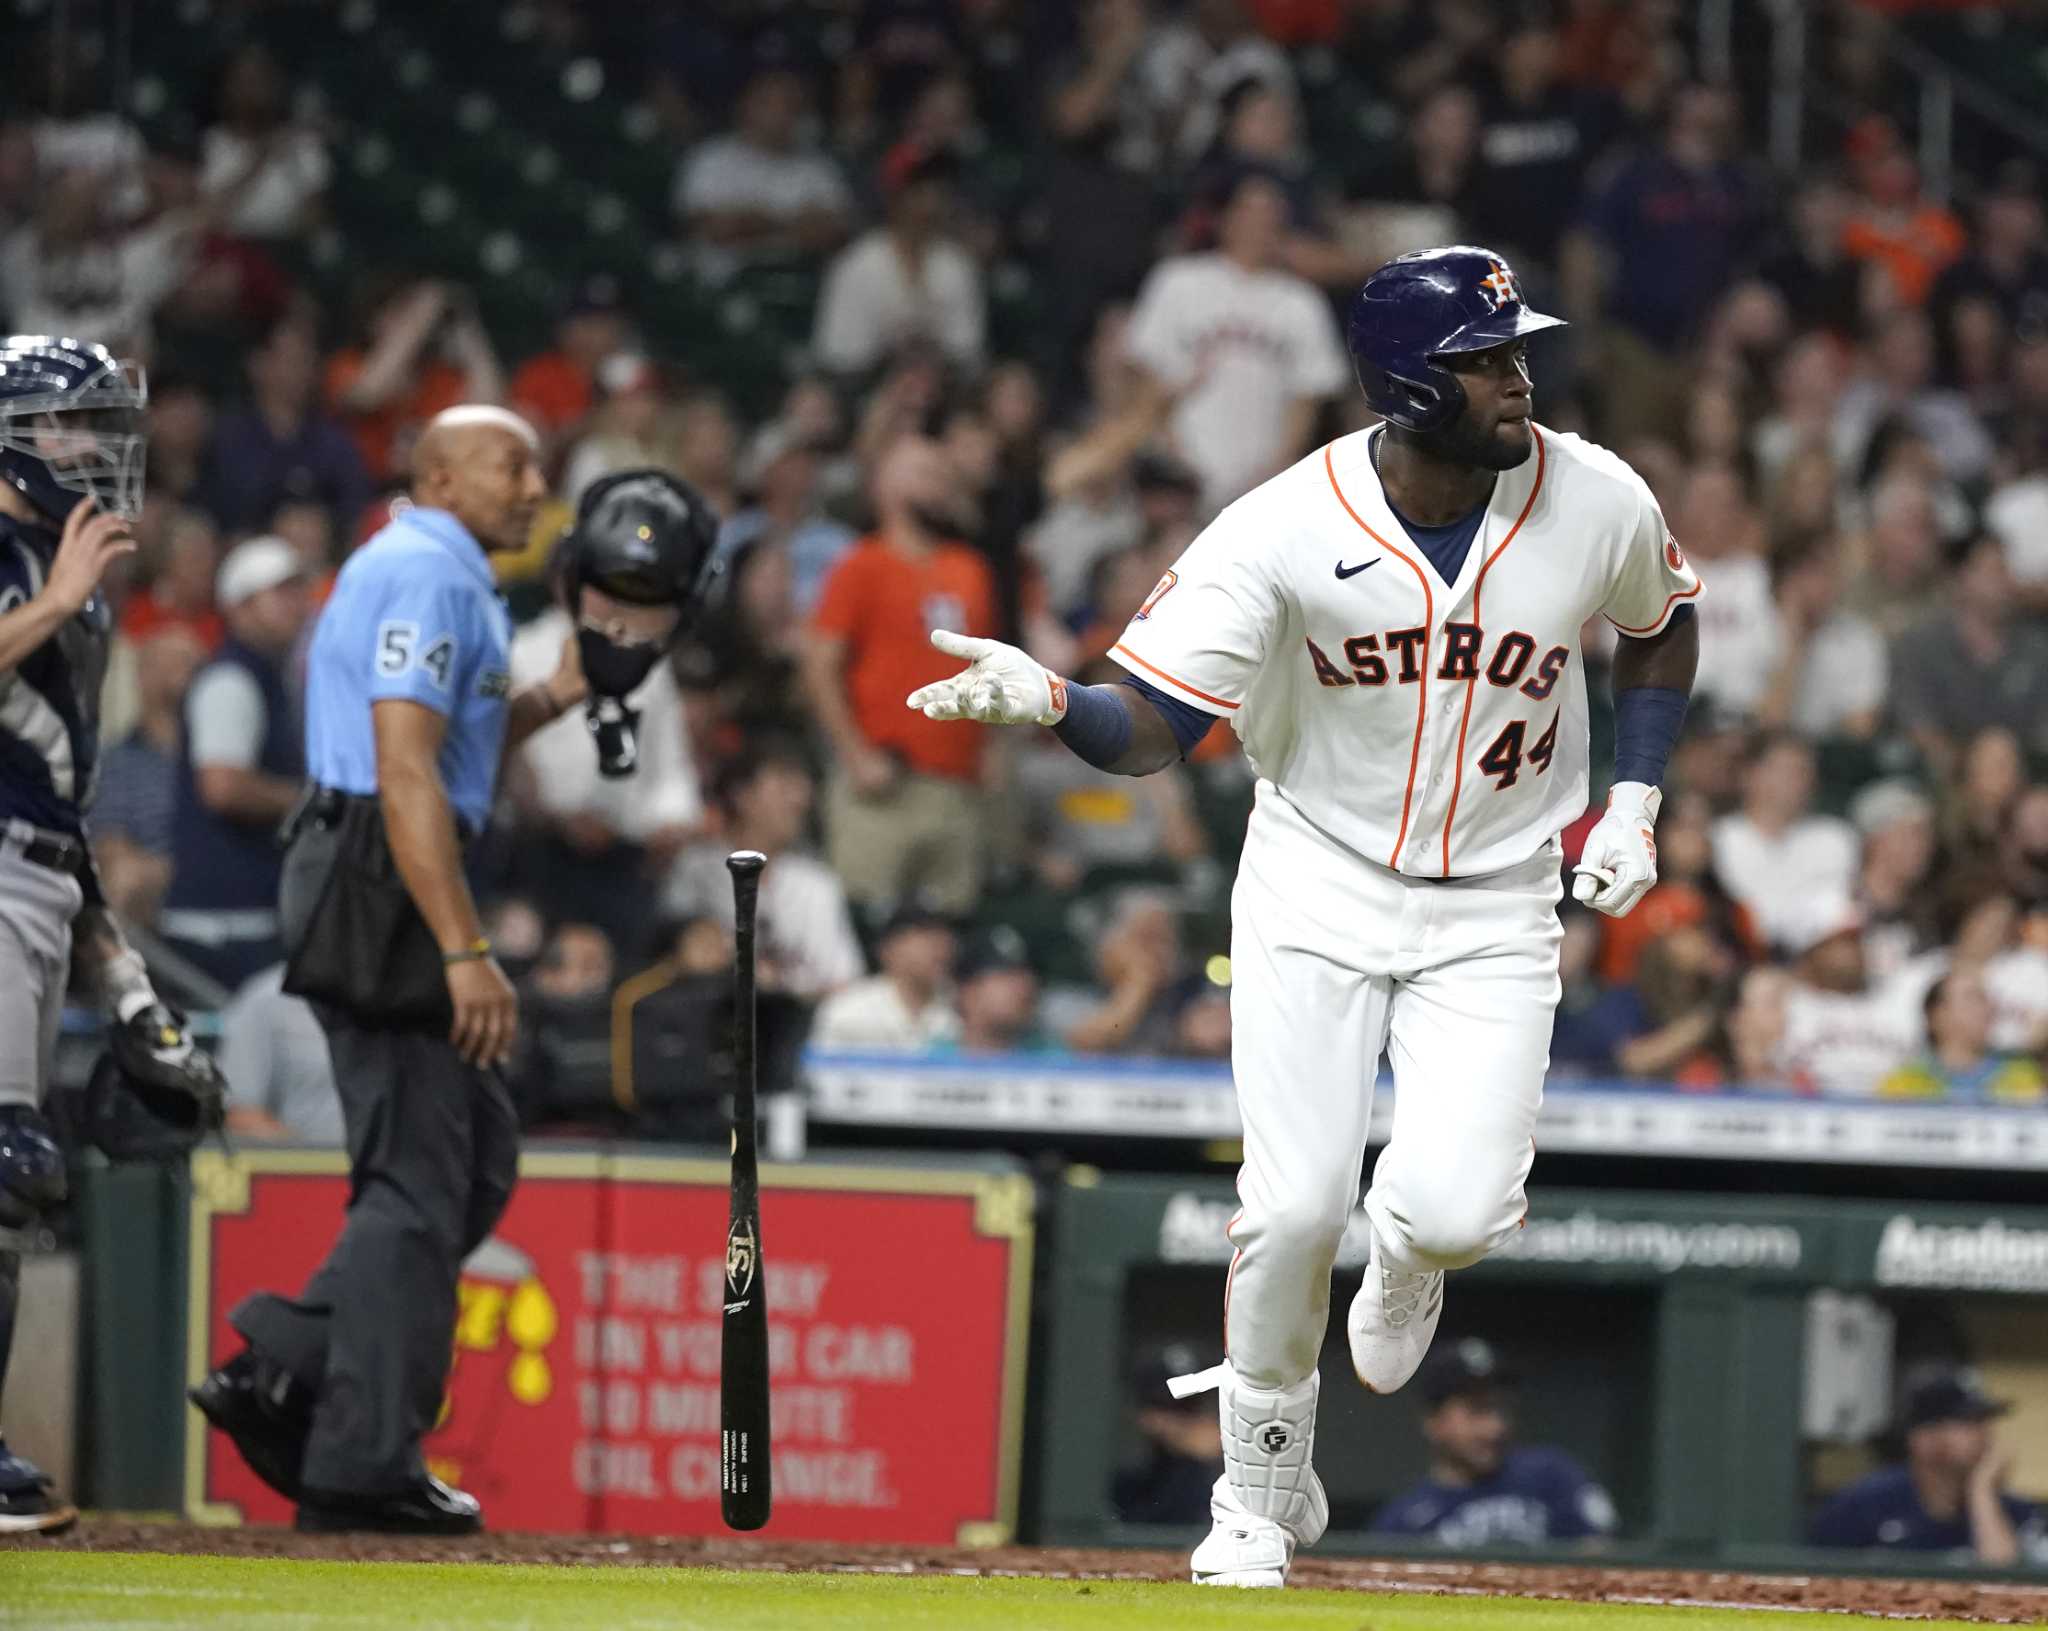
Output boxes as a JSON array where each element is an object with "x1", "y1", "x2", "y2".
[{"x1": 1224, "y1": 782, "x2": 1564, "y2": 1390}]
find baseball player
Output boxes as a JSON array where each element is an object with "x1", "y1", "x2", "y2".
[
  {"x1": 0, "y1": 336, "x2": 224, "y2": 1533},
  {"x1": 1370, "y1": 1337, "x2": 1618, "y2": 1547},
  {"x1": 908, "y1": 246, "x2": 1699, "y2": 1585}
]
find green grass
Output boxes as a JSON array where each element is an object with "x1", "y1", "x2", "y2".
[{"x1": 0, "y1": 1551, "x2": 2000, "y2": 1630}]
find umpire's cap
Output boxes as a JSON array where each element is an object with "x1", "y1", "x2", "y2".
[
  {"x1": 1346, "y1": 246, "x2": 1565, "y2": 434},
  {"x1": 561, "y1": 467, "x2": 723, "y2": 615}
]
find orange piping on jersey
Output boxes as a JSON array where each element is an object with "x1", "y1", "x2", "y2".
[
  {"x1": 1111, "y1": 642, "x2": 1241, "y2": 712},
  {"x1": 1440, "y1": 427, "x2": 1548, "y2": 876},
  {"x1": 1605, "y1": 579, "x2": 1702, "y2": 637},
  {"x1": 1325, "y1": 441, "x2": 1431, "y2": 870}
]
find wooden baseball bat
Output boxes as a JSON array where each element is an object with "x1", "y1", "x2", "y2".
[{"x1": 720, "y1": 849, "x2": 771, "y2": 1530}]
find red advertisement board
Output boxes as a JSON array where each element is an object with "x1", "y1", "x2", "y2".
[{"x1": 184, "y1": 1149, "x2": 1033, "y2": 1544}]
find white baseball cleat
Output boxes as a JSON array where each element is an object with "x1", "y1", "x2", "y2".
[
  {"x1": 1189, "y1": 1479, "x2": 1301, "y2": 1588},
  {"x1": 1170, "y1": 1362, "x2": 1328, "y2": 1588},
  {"x1": 1346, "y1": 1233, "x2": 1444, "y2": 1394}
]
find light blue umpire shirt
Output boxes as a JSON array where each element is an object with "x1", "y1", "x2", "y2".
[{"x1": 304, "y1": 504, "x2": 513, "y2": 834}]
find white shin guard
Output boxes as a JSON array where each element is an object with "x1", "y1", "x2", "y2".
[{"x1": 1170, "y1": 1361, "x2": 1328, "y2": 1583}]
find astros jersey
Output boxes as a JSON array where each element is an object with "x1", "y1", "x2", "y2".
[{"x1": 1109, "y1": 424, "x2": 1699, "y2": 878}]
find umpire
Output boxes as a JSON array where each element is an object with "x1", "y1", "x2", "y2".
[
  {"x1": 194, "y1": 411, "x2": 725, "y2": 1535},
  {"x1": 195, "y1": 405, "x2": 574, "y2": 1535}
]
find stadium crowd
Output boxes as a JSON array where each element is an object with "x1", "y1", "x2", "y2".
[{"x1": 7, "y1": 0, "x2": 2048, "y2": 1138}]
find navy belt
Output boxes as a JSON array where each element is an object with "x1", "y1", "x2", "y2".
[{"x1": 16, "y1": 830, "x2": 86, "y2": 879}]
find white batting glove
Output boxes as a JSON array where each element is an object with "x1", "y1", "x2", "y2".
[
  {"x1": 1572, "y1": 781, "x2": 1662, "y2": 918},
  {"x1": 905, "y1": 629, "x2": 1069, "y2": 727}
]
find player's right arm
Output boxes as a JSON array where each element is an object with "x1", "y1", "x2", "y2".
[
  {"x1": 910, "y1": 503, "x2": 1280, "y2": 777},
  {"x1": 904, "y1": 633, "x2": 1184, "y2": 777},
  {"x1": 0, "y1": 499, "x2": 135, "y2": 675}
]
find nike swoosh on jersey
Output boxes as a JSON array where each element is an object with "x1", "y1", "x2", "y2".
[{"x1": 1334, "y1": 559, "x2": 1379, "y2": 580}]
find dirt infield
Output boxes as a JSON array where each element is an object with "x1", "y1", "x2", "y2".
[{"x1": 12, "y1": 1519, "x2": 2048, "y2": 1624}]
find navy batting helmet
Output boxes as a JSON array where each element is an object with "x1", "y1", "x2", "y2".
[
  {"x1": 1346, "y1": 247, "x2": 1565, "y2": 434},
  {"x1": 0, "y1": 335, "x2": 148, "y2": 524}
]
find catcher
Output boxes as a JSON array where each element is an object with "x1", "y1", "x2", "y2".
[{"x1": 0, "y1": 336, "x2": 223, "y2": 1533}]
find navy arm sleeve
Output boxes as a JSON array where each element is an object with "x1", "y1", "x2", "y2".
[{"x1": 1119, "y1": 674, "x2": 1217, "y2": 758}]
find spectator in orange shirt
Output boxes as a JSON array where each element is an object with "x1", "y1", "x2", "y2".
[
  {"x1": 1840, "y1": 118, "x2": 1966, "y2": 309},
  {"x1": 324, "y1": 276, "x2": 504, "y2": 481},
  {"x1": 508, "y1": 273, "x2": 633, "y2": 459},
  {"x1": 802, "y1": 435, "x2": 997, "y2": 915}
]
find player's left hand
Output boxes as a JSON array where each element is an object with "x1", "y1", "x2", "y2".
[
  {"x1": 106, "y1": 1001, "x2": 229, "y2": 1131},
  {"x1": 1571, "y1": 781, "x2": 1662, "y2": 918}
]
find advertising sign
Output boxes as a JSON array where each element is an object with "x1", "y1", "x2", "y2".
[{"x1": 185, "y1": 1149, "x2": 1032, "y2": 1544}]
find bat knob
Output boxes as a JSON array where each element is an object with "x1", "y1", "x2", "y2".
[{"x1": 726, "y1": 849, "x2": 768, "y2": 877}]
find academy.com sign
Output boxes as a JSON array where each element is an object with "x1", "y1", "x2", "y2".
[
  {"x1": 1498, "y1": 1212, "x2": 1803, "y2": 1274},
  {"x1": 1155, "y1": 1196, "x2": 1802, "y2": 1274},
  {"x1": 1875, "y1": 1216, "x2": 2048, "y2": 1292}
]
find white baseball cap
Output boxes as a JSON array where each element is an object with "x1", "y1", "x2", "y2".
[
  {"x1": 1850, "y1": 778, "x2": 1935, "y2": 837},
  {"x1": 1784, "y1": 893, "x2": 1864, "y2": 958},
  {"x1": 215, "y1": 536, "x2": 306, "y2": 609}
]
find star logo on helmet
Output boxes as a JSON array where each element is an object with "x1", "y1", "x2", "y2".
[{"x1": 1477, "y1": 258, "x2": 1520, "y2": 312}]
